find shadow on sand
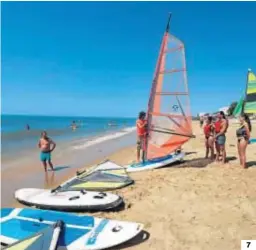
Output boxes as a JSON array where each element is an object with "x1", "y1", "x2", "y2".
[
  {"x1": 247, "y1": 161, "x2": 256, "y2": 168},
  {"x1": 185, "y1": 151, "x2": 197, "y2": 156},
  {"x1": 89, "y1": 200, "x2": 126, "y2": 214},
  {"x1": 177, "y1": 158, "x2": 214, "y2": 168},
  {"x1": 157, "y1": 157, "x2": 213, "y2": 170},
  {"x1": 226, "y1": 156, "x2": 237, "y2": 162},
  {"x1": 109, "y1": 230, "x2": 150, "y2": 250},
  {"x1": 49, "y1": 166, "x2": 70, "y2": 172}
]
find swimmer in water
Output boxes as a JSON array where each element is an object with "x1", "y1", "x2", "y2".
[{"x1": 71, "y1": 121, "x2": 77, "y2": 131}]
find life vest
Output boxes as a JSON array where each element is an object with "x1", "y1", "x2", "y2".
[
  {"x1": 215, "y1": 120, "x2": 221, "y2": 133},
  {"x1": 136, "y1": 119, "x2": 147, "y2": 136},
  {"x1": 204, "y1": 124, "x2": 214, "y2": 137}
]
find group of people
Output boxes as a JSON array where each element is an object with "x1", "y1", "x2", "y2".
[
  {"x1": 38, "y1": 110, "x2": 252, "y2": 172},
  {"x1": 203, "y1": 111, "x2": 252, "y2": 168}
]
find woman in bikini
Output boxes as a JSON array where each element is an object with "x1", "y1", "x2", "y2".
[
  {"x1": 237, "y1": 114, "x2": 251, "y2": 169},
  {"x1": 204, "y1": 116, "x2": 215, "y2": 159}
]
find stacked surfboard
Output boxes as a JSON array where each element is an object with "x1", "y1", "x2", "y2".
[{"x1": 0, "y1": 208, "x2": 143, "y2": 250}]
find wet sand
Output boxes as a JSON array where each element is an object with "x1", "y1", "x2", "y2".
[
  {"x1": 1, "y1": 131, "x2": 135, "y2": 207},
  {"x1": 2, "y1": 121, "x2": 256, "y2": 250}
]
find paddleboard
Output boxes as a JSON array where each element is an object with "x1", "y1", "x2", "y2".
[
  {"x1": 15, "y1": 188, "x2": 123, "y2": 212},
  {"x1": 0, "y1": 208, "x2": 144, "y2": 250},
  {"x1": 126, "y1": 152, "x2": 184, "y2": 172}
]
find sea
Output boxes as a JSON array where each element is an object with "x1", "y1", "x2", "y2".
[{"x1": 1, "y1": 114, "x2": 136, "y2": 163}]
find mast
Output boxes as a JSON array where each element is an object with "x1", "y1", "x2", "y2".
[
  {"x1": 242, "y1": 68, "x2": 251, "y2": 114},
  {"x1": 143, "y1": 13, "x2": 172, "y2": 162},
  {"x1": 165, "y1": 12, "x2": 172, "y2": 33}
]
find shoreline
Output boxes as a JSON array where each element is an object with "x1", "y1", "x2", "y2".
[
  {"x1": 1, "y1": 126, "x2": 136, "y2": 170},
  {"x1": 1, "y1": 127, "x2": 136, "y2": 207}
]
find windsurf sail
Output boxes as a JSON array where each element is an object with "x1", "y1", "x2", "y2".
[
  {"x1": 52, "y1": 160, "x2": 134, "y2": 192},
  {"x1": 233, "y1": 97, "x2": 244, "y2": 117},
  {"x1": 244, "y1": 69, "x2": 256, "y2": 114},
  {"x1": 145, "y1": 13, "x2": 194, "y2": 160},
  {"x1": 3, "y1": 220, "x2": 63, "y2": 250}
]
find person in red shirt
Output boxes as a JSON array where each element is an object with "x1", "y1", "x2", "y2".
[
  {"x1": 204, "y1": 116, "x2": 215, "y2": 159},
  {"x1": 214, "y1": 115, "x2": 222, "y2": 160},
  {"x1": 136, "y1": 111, "x2": 147, "y2": 162}
]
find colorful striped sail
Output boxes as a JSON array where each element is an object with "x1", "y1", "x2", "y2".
[
  {"x1": 4, "y1": 220, "x2": 63, "y2": 250},
  {"x1": 244, "y1": 70, "x2": 256, "y2": 114},
  {"x1": 145, "y1": 13, "x2": 194, "y2": 160},
  {"x1": 53, "y1": 160, "x2": 134, "y2": 192},
  {"x1": 233, "y1": 97, "x2": 244, "y2": 117}
]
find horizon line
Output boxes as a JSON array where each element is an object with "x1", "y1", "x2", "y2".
[{"x1": 1, "y1": 113, "x2": 137, "y2": 119}]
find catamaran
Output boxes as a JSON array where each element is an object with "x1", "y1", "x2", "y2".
[
  {"x1": 126, "y1": 13, "x2": 195, "y2": 172},
  {"x1": 232, "y1": 69, "x2": 256, "y2": 144},
  {"x1": 233, "y1": 69, "x2": 256, "y2": 117}
]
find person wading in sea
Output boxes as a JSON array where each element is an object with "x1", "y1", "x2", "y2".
[
  {"x1": 215, "y1": 111, "x2": 229, "y2": 163},
  {"x1": 38, "y1": 131, "x2": 56, "y2": 172},
  {"x1": 136, "y1": 111, "x2": 147, "y2": 163}
]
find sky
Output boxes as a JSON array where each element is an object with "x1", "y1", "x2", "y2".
[{"x1": 2, "y1": 1, "x2": 256, "y2": 117}]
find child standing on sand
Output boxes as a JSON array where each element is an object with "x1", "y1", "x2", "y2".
[
  {"x1": 136, "y1": 111, "x2": 147, "y2": 163},
  {"x1": 38, "y1": 131, "x2": 56, "y2": 172},
  {"x1": 204, "y1": 116, "x2": 215, "y2": 159}
]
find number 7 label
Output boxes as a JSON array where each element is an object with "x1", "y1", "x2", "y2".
[{"x1": 241, "y1": 240, "x2": 256, "y2": 250}]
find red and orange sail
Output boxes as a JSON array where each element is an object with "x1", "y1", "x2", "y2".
[{"x1": 146, "y1": 14, "x2": 194, "y2": 160}]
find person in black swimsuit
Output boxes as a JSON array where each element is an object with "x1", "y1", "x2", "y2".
[{"x1": 237, "y1": 114, "x2": 251, "y2": 169}]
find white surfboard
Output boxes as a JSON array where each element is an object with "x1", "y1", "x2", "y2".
[
  {"x1": 0, "y1": 208, "x2": 144, "y2": 250},
  {"x1": 15, "y1": 188, "x2": 123, "y2": 212},
  {"x1": 126, "y1": 152, "x2": 184, "y2": 172}
]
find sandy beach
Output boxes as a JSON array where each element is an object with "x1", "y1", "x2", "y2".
[
  {"x1": 88, "y1": 121, "x2": 256, "y2": 250},
  {"x1": 2, "y1": 121, "x2": 255, "y2": 249}
]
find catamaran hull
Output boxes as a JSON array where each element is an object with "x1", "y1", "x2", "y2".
[
  {"x1": 0, "y1": 208, "x2": 144, "y2": 250},
  {"x1": 15, "y1": 188, "x2": 123, "y2": 212},
  {"x1": 125, "y1": 152, "x2": 185, "y2": 172}
]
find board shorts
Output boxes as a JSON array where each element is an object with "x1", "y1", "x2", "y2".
[
  {"x1": 40, "y1": 151, "x2": 51, "y2": 161},
  {"x1": 216, "y1": 135, "x2": 226, "y2": 145},
  {"x1": 137, "y1": 136, "x2": 145, "y2": 151}
]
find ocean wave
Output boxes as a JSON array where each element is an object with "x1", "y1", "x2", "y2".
[{"x1": 72, "y1": 126, "x2": 136, "y2": 150}]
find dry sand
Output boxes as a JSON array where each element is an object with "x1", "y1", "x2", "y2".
[{"x1": 7, "y1": 121, "x2": 256, "y2": 249}]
